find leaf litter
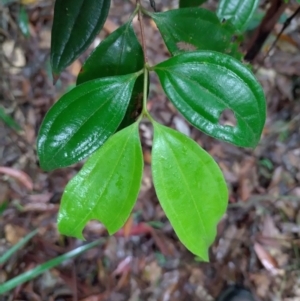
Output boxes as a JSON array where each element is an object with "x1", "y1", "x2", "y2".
[{"x1": 1, "y1": 0, "x2": 300, "y2": 300}]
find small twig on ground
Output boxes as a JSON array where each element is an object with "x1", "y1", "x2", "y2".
[
  {"x1": 245, "y1": 0, "x2": 287, "y2": 62},
  {"x1": 260, "y1": 5, "x2": 300, "y2": 66}
]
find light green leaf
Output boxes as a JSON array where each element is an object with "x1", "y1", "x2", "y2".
[
  {"x1": 58, "y1": 122, "x2": 143, "y2": 238},
  {"x1": 152, "y1": 123, "x2": 228, "y2": 260},
  {"x1": 217, "y1": 0, "x2": 260, "y2": 32}
]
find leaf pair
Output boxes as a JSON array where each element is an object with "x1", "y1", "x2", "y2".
[
  {"x1": 39, "y1": 21, "x2": 144, "y2": 171},
  {"x1": 58, "y1": 121, "x2": 228, "y2": 261}
]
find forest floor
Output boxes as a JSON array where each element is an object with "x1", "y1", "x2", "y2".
[{"x1": 1, "y1": 0, "x2": 300, "y2": 300}]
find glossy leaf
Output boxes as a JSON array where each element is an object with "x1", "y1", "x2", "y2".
[
  {"x1": 77, "y1": 21, "x2": 144, "y2": 129},
  {"x1": 152, "y1": 123, "x2": 228, "y2": 260},
  {"x1": 77, "y1": 21, "x2": 143, "y2": 84},
  {"x1": 51, "y1": 0, "x2": 110, "y2": 76},
  {"x1": 150, "y1": 8, "x2": 240, "y2": 58},
  {"x1": 179, "y1": 0, "x2": 207, "y2": 8},
  {"x1": 58, "y1": 123, "x2": 143, "y2": 238},
  {"x1": 154, "y1": 51, "x2": 266, "y2": 147},
  {"x1": 217, "y1": 0, "x2": 260, "y2": 32},
  {"x1": 37, "y1": 73, "x2": 139, "y2": 171}
]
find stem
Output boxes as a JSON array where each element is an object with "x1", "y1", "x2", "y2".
[
  {"x1": 128, "y1": 5, "x2": 139, "y2": 23},
  {"x1": 137, "y1": 1, "x2": 148, "y2": 63},
  {"x1": 141, "y1": 65, "x2": 154, "y2": 122}
]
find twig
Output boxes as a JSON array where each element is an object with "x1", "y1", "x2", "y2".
[
  {"x1": 245, "y1": 0, "x2": 287, "y2": 62},
  {"x1": 261, "y1": 5, "x2": 300, "y2": 63},
  {"x1": 137, "y1": 1, "x2": 148, "y2": 63}
]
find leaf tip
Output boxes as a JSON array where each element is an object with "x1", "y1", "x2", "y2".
[
  {"x1": 195, "y1": 249, "x2": 209, "y2": 262},
  {"x1": 52, "y1": 72, "x2": 60, "y2": 85}
]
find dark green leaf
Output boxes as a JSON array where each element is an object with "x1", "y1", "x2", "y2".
[
  {"x1": 77, "y1": 21, "x2": 144, "y2": 128},
  {"x1": 154, "y1": 51, "x2": 266, "y2": 147},
  {"x1": 18, "y1": 6, "x2": 30, "y2": 37},
  {"x1": 150, "y1": 8, "x2": 241, "y2": 58},
  {"x1": 217, "y1": 0, "x2": 260, "y2": 32},
  {"x1": 37, "y1": 73, "x2": 139, "y2": 171},
  {"x1": 77, "y1": 21, "x2": 143, "y2": 84},
  {"x1": 58, "y1": 122, "x2": 143, "y2": 238},
  {"x1": 179, "y1": 0, "x2": 207, "y2": 8},
  {"x1": 152, "y1": 123, "x2": 228, "y2": 260},
  {"x1": 51, "y1": 0, "x2": 110, "y2": 76},
  {"x1": 117, "y1": 74, "x2": 144, "y2": 130}
]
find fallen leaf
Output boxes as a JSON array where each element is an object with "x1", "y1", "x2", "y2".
[
  {"x1": 0, "y1": 166, "x2": 33, "y2": 190},
  {"x1": 5, "y1": 224, "x2": 27, "y2": 245},
  {"x1": 254, "y1": 242, "x2": 283, "y2": 276}
]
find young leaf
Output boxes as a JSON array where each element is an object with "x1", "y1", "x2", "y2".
[
  {"x1": 154, "y1": 51, "x2": 266, "y2": 148},
  {"x1": 57, "y1": 122, "x2": 143, "y2": 238},
  {"x1": 37, "y1": 73, "x2": 139, "y2": 171},
  {"x1": 152, "y1": 123, "x2": 228, "y2": 260},
  {"x1": 77, "y1": 21, "x2": 144, "y2": 129},
  {"x1": 179, "y1": 0, "x2": 207, "y2": 8},
  {"x1": 51, "y1": 0, "x2": 110, "y2": 77},
  {"x1": 150, "y1": 8, "x2": 240, "y2": 58},
  {"x1": 217, "y1": 0, "x2": 260, "y2": 32}
]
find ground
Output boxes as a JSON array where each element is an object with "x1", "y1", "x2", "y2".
[{"x1": 1, "y1": 0, "x2": 300, "y2": 300}]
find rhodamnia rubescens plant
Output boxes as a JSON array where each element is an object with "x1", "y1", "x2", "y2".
[{"x1": 37, "y1": 0, "x2": 265, "y2": 261}]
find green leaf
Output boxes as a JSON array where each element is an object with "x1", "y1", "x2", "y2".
[
  {"x1": 150, "y1": 8, "x2": 240, "y2": 58},
  {"x1": 51, "y1": 0, "x2": 110, "y2": 76},
  {"x1": 77, "y1": 21, "x2": 144, "y2": 129},
  {"x1": 0, "y1": 229, "x2": 38, "y2": 265},
  {"x1": 0, "y1": 239, "x2": 104, "y2": 294},
  {"x1": 0, "y1": 106, "x2": 21, "y2": 131},
  {"x1": 77, "y1": 21, "x2": 143, "y2": 84},
  {"x1": 179, "y1": 0, "x2": 207, "y2": 8},
  {"x1": 154, "y1": 51, "x2": 266, "y2": 147},
  {"x1": 152, "y1": 123, "x2": 228, "y2": 260},
  {"x1": 58, "y1": 122, "x2": 143, "y2": 238},
  {"x1": 18, "y1": 6, "x2": 30, "y2": 37},
  {"x1": 217, "y1": 0, "x2": 260, "y2": 32},
  {"x1": 37, "y1": 73, "x2": 139, "y2": 171}
]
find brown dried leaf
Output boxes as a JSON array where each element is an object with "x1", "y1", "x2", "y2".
[
  {"x1": 123, "y1": 214, "x2": 134, "y2": 239},
  {"x1": 5, "y1": 224, "x2": 27, "y2": 245},
  {"x1": 0, "y1": 166, "x2": 33, "y2": 190},
  {"x1": 254, "y1": 242, "x2": 283, "y2": 276}
]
